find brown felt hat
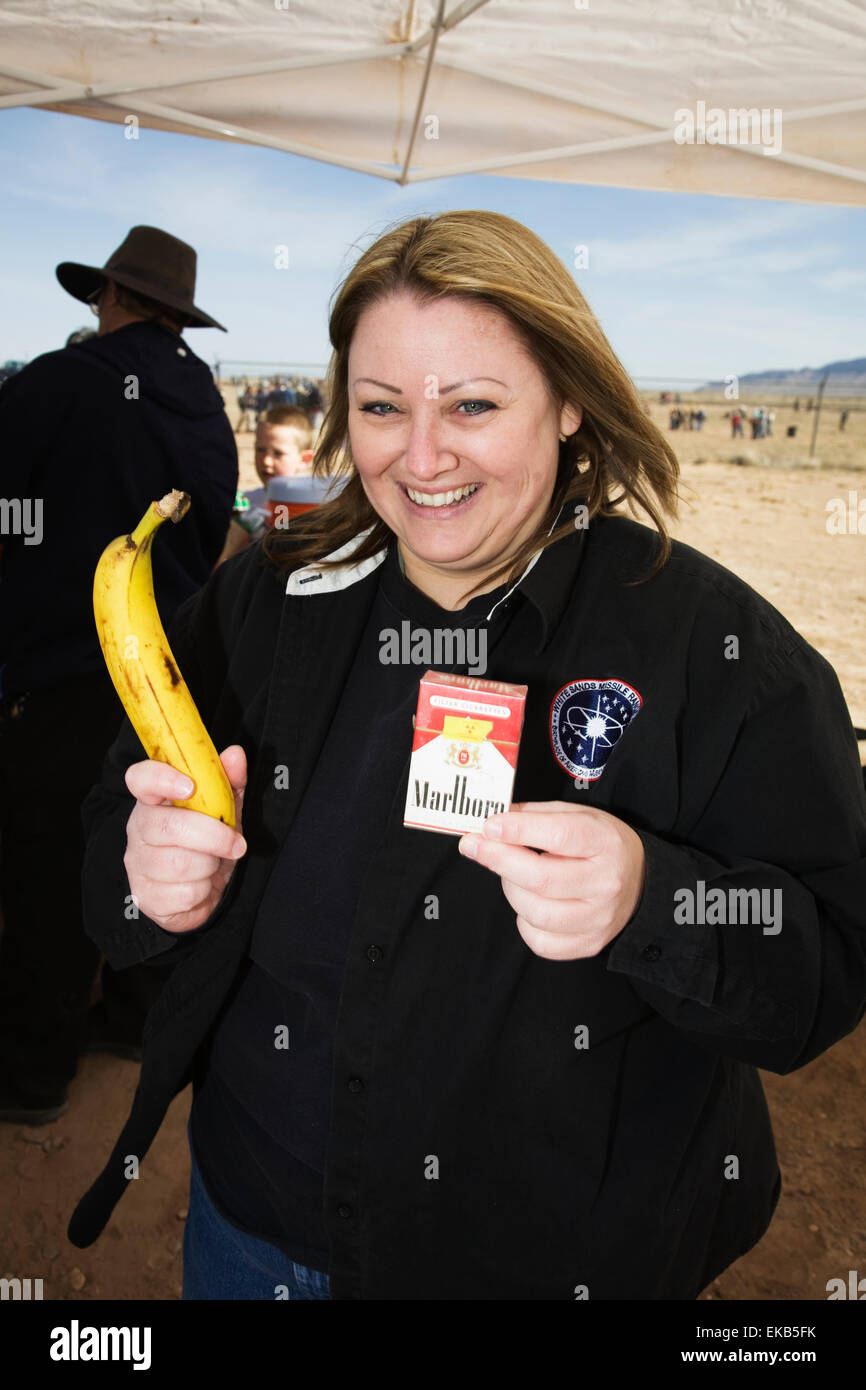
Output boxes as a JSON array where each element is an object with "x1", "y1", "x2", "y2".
[{"x1": 56, "y1": 224, "x2": 226, "y2": 331}]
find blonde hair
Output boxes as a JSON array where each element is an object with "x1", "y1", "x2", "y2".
[
  {"x1": 262, "y1": 210, "x2": 679, "y2": 591},
  {"x1": 259, "y1": 405, "x2": 314, "y2": 450}
]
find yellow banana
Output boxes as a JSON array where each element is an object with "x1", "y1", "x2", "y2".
[{"x1": 93, "y1": 489, "x2": 236, "y2": 827}]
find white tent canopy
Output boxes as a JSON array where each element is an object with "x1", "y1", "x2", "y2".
[{"x1": 1, "y1": 0, "x2": 865, "y2": 204}]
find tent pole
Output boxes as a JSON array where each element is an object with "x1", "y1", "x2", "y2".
[
  {"x1": 406, "y1": 128, "x2": 671, "y2": 181},
  {"x1": 408, "y1": 0, "x2": 493, "y2": 50},
  {"x1": 0, "y1": 46, "x2": 413, "y2": 109},
  {"x1": 398, "y1": 0, "x2": 448, "y2": 185},
  {"x1": 727, "y1": 144, "x2": 866, "y2": 187},
  {"x1": 431, "y1": 57, "x2": 866, "y2": 187},
  {"x1": 96, "y1": 94, "x2": 403, "y2": 178}
]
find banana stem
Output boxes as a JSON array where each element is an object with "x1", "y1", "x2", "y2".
[{"x1": 128, "y1": 490, "x2": 191, "y2": 548}]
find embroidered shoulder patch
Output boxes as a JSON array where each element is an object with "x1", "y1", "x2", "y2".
[{"x1": 549, "y1": 678, "x2": 642, "y2": 781}]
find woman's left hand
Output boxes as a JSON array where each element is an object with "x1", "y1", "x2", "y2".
[{"x1": 458, "y1": 803, "x2": 647, "y2": 961}]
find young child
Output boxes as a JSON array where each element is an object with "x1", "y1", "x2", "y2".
[{"x1": 218, "y1": 406, "x2": 315, "y2": 564}]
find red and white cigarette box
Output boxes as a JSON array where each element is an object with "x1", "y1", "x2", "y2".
[{"x1": 404, "y1": 670, "x2": 528, "y2": 836}]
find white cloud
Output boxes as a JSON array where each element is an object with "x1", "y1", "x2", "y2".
[
  {"x1": 610, "y1": 296, "x2": 865, "y2": 380},
  {"x1": 589, "y1": 202, "x2": 841, "y2": 275},
  {"x1": 811, "y1": 268, "x2": 866, "y2": 292},
  {"x1": 0, "y1": 116, "x2": 407, "y2": 276}
]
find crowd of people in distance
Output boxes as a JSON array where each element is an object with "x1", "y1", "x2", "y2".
[
  {"x1": 659, "y1": 394, "x2": 855, "y2": 442},
  {"x1": 662, "y1": 400, "x2": 786, "y2": 440},
  {"x1": 668, "y1": 406, "x2": 705, "y2": 431},
  {"x1": 235, "y1": 376, "x2": 323, "y2": 433},
  {"x1": 727, "y1": 405, "x2": 776, "y2": 439}
]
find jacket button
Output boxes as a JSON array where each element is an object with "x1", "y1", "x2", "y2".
[
  {"x1": 337, "y1": 1204, "x2": 352, "y2": 1219},
  {"x1": 347, "y1": 1077, "x2": 364, "y2": 1093},
  {"x1": 366, "y1": 945, "x2": 383, "y2": 963},
  {"x1": 642, "y1": 943, "x2": 662, "y2": 962}
]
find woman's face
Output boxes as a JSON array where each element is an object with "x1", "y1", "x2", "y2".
[{"x1": 347, "y1": 292, "x2": 581, "y2": 607}]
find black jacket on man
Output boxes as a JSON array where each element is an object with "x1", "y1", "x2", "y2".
[
  {"x1": 68, "y1": 514, "x2": 866, "y2": 1299},
  {"x1": 0, "y1": 321, "x2": 237, "y2": 697}
]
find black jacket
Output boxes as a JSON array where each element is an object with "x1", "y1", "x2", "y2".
[
  {"x1": 68, "y1": 514, "x2": 866, "y2": 1299},
  {"x1": 0, "y1": 321, "x2": 237, "y2": 697}
]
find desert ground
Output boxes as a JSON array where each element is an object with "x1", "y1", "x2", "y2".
[{"x1": 1, "y1": 391, "x2": 863, "y2": 1301}]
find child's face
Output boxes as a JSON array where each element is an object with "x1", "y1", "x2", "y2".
[{"x1": 255, "y1": 425, "x2": 308, "y2": 483}]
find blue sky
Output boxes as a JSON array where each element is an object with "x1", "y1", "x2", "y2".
[{"x1": 1, "y1": 106, "x2": 864, "y2": 381}]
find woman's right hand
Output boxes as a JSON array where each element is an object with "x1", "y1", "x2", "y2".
[{"x1": 123, "y1": 745, "x2": 248, "y2": 933}]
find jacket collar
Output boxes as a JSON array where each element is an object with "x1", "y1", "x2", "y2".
[
  {"x1": 519, "y1": 510, "x2": 590, "y2": 651},
  {"x1": 285, "y1": 506, "x2": 589, "y2": 650},
  {"x1": 284, "y1": 527, "x2": 384, "y2": 596}
]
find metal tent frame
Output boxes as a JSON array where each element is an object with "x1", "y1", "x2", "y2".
[{"x1": 1, "y1": 0, "x2": 865, "y2": 191}]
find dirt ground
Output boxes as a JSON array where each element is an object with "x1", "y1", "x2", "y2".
[{"x1": 1, "y1": 394, "x2": 864, "y2": 1301}]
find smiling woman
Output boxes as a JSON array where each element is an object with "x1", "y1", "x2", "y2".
[
  {"x1": 71, "y1": 208, "x2": 866, "y2": 1304},
  {"x1": 261, "y1": 209, "x2": 680, "y2": 607},
  {"x1": 345, "y1": 292, "x2": 585, "y2": 609}
]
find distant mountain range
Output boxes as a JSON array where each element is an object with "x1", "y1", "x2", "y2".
[{"x1": 704, "y1": 357, "x2": 866, "y2": 396}]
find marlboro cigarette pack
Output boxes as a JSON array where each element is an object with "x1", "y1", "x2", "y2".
[{"x1": 404, "y1": 670, "x2": 527, "y2": 836}]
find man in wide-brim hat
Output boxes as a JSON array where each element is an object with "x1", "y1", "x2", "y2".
[
  {"x1": 55, "y1": 224, "x2": 228, "y2": 332},
  {"x1": 0, "y1": 225, "x2": 239, "y2": 1125}
]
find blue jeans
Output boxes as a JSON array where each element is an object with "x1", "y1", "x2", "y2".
[{"x1": 182, "y1": 1134, "x2": 331, "y2": 1300}]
